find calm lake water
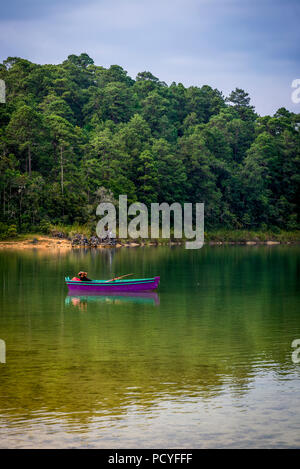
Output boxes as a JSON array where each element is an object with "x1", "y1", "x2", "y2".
[{"x1": 0, "y1": 246, "x2": 299, "y2": 448}]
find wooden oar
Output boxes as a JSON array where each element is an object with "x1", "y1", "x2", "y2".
[{"x1": 106, "y1": 273, "x2": 134, "y2": 282}]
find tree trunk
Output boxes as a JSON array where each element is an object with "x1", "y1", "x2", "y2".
[
  {"x1": 28, "y1": 145, "x2": 32, "y2": 176},
  {"x1": 60, "y1": 146, "x2": 64, "y2": 195},
  {"x1": 9, "y1": 184, "x2": 11, "y2": 217},
  {"x1": 19, "y1": 192, "x2": 22, "y2": 230}
]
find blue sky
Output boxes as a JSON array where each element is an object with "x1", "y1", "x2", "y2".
[{"x1": 0, "y1": 0, "x2": 299, "y2": 115}]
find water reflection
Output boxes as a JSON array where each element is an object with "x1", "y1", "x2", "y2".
[
  {"x1": 65, "y1": 291, "x2": 160, "y2": 308},
  {"x1": 0, "y1": 339, "x2": 5, "y2": 364},
  {"x1": 0, "y1": 246, "x2": 300, "y2": 448}
]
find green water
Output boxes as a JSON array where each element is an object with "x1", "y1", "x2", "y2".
[{"x1": 0, "y1": 246, "x2": 299, "y2": 448}]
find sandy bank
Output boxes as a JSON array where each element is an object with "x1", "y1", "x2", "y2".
[{"x1": 0, "y1": 235, "x2": 297, "y2": 250}]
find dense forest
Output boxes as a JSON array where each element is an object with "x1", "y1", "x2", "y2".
[{"x1": 0, "y1": 53, "x2": 299, "y2": 238}]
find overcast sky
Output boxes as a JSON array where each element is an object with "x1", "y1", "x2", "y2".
[{"x1": 1, "y1": 0, "x2": 299, "y2": 115}]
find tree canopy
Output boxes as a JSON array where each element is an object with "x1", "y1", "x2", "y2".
[{"x1": 0, "y1": 53, "x2": 299, "y2": 234}]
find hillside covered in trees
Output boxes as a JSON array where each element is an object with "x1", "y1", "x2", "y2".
[{"x1": 0, "y1": 53, "x2": 299, "y2": 238}]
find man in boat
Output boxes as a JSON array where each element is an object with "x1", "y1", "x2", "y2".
[{"x1": 78, "y1": 271, "x2": 92, "y2": 281}]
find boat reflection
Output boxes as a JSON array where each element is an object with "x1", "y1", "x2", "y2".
[{"x1": 65, "y1": 291, "x2": 160, "y2": 309}]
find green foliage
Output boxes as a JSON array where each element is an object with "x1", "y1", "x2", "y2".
[
  {"x1": 0, "y1": 54, "x2": 299, "y2": 234},
  {"x1": 50, "y1": 222, "x2": 92, "y2": 238},
  {"x1": 0, "y1": 223, "x2": 18, "y2": 239},
  {"x1": 39, "y1": 219, "x2": 52, "y2": 234}
]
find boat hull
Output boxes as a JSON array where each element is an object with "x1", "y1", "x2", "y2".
[{"x1": 65, "y1": 276, "x2": 160, "y2": 292}]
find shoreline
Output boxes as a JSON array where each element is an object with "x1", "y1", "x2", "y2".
[{"x1": 0, "y1": 235, "x2": 299, "y2": 250}]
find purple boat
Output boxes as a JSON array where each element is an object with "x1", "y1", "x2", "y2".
[{"x1": 65, "y1": 276, "x2": 160, "y2": 293}]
